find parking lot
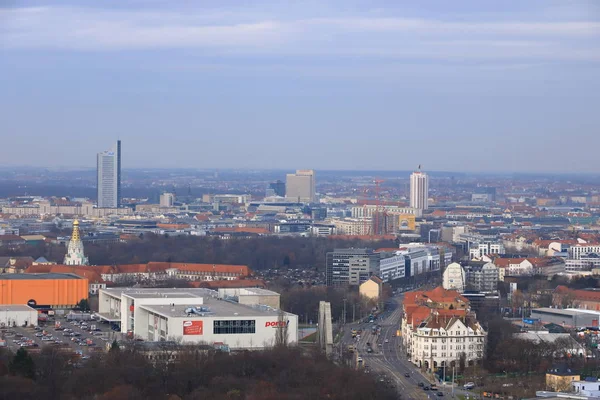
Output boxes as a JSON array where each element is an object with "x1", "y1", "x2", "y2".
[{"x1": 1, "y1": 315, "x2": 123, "y2": 357}]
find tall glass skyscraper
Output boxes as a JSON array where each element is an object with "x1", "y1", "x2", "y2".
[{"x1": 97, "y1": 140, "x2": 121, "y2": 208}]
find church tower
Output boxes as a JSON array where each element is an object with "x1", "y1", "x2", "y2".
[{"x1": 64, "y1": 220, "x2": 89, "y2": 266}]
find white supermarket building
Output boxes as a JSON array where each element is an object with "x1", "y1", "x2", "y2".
[{"x1": 96, "y1": 288, "x2": 298, "y2": 350}]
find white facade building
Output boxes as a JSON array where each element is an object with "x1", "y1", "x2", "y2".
[
  {"x1": 469, "y1": 242, "x2": 505, "y2": 260},
  {"x1": 378, "y1": 244, "x2": 452, "y2": 282},
  {"x1": 97, "y1": 288, "x2": 298, "y2": 350},
  {"x1": 351, "y1": 205, "x2": 421, "y2": 219},
  {"x1": 63, "y1": 220, "x2": 89, "y2": 266},
  {"x1": 379, "y1": 254, "x2": 407, "y2": 283},
  {"x1": 410, "y1": 316, "x2": 486, "y2": 370},
  {"x1": 569, "y1": 244, "x2": 600, "y2": 260},
  {"x1": 0, "y1": 305, "x2": 39, "y2": 327},
  {"x1": 410, "y1": 169, "x2": 429, "y2": 211},
  {"x1": 443, "y1": 262, "x2": 466, "y2": 292}
]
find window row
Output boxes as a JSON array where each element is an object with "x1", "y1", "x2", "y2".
[{"x1": 213, "y1": 319, "x2": 256, "y2": 334}]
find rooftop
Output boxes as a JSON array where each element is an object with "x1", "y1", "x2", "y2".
[
  {"x1": 0, "y1": 273, "x2": 81, "y2": 280},
  {"x1": 533, "y1": 308, "x2": 597, "y2": 317},
  {"x1": 0, "y1": 304, "x2": 37, "y2": 312},
  {"x1": 142, "y1": 296, "x2": 283, "y2": 319},
  {"x1": 102, "y1": 287, "x2": 216, "y2": 300}
]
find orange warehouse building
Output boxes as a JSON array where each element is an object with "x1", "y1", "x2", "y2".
[{"x1": 0, "y1": 273, "x2": 88, "y2": 308}]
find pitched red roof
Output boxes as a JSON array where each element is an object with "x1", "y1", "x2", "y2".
[
  {"x1": 493, "y1": 258, "x2": 527, "y2": 268},
  {"x1": 25, "y1": 264, "x2": 104, "y2": 283}
]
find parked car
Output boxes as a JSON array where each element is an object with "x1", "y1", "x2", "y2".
[{"x1": 464, "y1": 382, "x2": 475, "y2": 390}]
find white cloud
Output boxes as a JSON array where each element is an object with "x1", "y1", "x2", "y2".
[{"x1": 0, "y1": 6, "x2": 599, "y2": 63}]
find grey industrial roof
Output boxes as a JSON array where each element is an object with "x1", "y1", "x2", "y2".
[
  {"x1": 532, "y1": 308, "x2": 594, "y2": 317},
  {"x1": 102, "y1": 288, "x2": 217, "y2": 299},
  {"x1": 0, "y1": 273, "x2": 81, "y2": 280},
  {"x1": 0, "y1": 304, "x2": 38, "y2": 312},
  {"x1": 142, "y1": 296, "x2": 283, "y2": 319}
]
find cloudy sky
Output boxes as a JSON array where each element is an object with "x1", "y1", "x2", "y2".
[{"x1": 1, "y1": 0, "x2": 599, "y2": 172}]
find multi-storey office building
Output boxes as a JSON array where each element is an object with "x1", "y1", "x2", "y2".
[{"x1": 325, "y1": 248, "x2": 380, "y2": 287}]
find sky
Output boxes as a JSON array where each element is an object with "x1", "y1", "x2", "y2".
[{"x1": 1, "y1": 0, "x2": 600, "y2": 173}]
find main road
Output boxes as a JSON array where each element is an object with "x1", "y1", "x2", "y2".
[{"x1": 341, "y1": 293, "x2": 470, "y2": 399}]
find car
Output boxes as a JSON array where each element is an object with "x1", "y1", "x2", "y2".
[
  {"x1": 93, "y1": 332, "x2": 103, "y2": 336},
  {"x1": 436, "y1": 392, "x2": 444, "y2": 397},
  {"x1": 41, "y1": 337, "x2": 52, "y2": 341},
  {"x1": 366, "y1": 348, "x2": 373, "y2": 353},
  {"x1": 100, "y1": 337, "x2": 109, "y2": 341},
  {"x1": 418, "y1": 382, "x2": 424, "y2": 387},
  {"x1": 366, "y1": 342, "x2": 371, "y2": 347},
  {"x1": 404, "y1": 373, "x2": 410, "y2": 377},
  {"x1": 423, "y1": 386, "x2": 430, "y2": 391},
  {"x1": 35, "y1": 333, "x2": 43, "y2": 337},
  {"x1": 463, "y1": 382, "x2": 475, "y2": 390},
  {"x1": 384, "y1": 339, "x2": 389, "y2": 343},
  {"x1": 357, "y1": 357, "x2": 363, "y2": 363}
]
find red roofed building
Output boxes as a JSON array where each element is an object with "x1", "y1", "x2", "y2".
[
  {"x1": 401, "y1": 286, "x2": 486, "y2": 370},
  {"x1": 553, "y1": 286, "x2": 600, "y2": 310},
  {"x1": 97, "y1": 262, "x2": 252, "y2": 284},
  {"x1": 25, "y1": 264, "x2": 106, "y2": 294}
]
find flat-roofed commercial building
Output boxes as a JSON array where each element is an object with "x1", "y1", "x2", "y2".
[
  {"x1": 0, "y1": 273, "x2": 88, "y2": 308},
  {"x1": 531, "y1": 308, "x2": 600, "y2": 329},
  {"x1": 97, "y1": 288, "x2": 297, "y2": 350},
  {"x1": 0, "y1": 304, "x2": 39, "y2": 327}
]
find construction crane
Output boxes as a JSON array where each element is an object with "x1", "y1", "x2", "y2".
[{"x1": 373, "y1": 179, "x2": 385, "y2": 236}]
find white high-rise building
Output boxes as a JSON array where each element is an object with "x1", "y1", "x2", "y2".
[
  {"x1": 160, "y1": 192, "x2": 175, "y2": 208},
  {"x1": 410, "y1": 167, "x2": 429, "y2": 210},
  {"x1": 286, "y1": 169, "x2": 316, "y2": 203},
  {"x1": 63, "y1": 220, "x2": 89, "y2": 266},
  {"x1": 97, "y1": 140, "x2": 121, "y2": 208}
]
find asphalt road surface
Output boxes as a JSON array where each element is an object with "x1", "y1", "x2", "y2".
[{"x1": 342, "y1": 293, "x2": 476, "y2": 400}]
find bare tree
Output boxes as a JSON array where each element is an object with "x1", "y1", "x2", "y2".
[{"x1": 274, "y1": 310, "x2": 289, "y2": 348}]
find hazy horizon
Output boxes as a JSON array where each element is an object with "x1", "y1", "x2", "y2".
[{"x1": 2, "y1": 0, "x2": 599, "y2": 173}]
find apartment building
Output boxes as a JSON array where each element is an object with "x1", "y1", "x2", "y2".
[
  {"x1": 464, "y1": 262, "x2": 499, "y2": 293},
  {"x1": 401, "y1": 286, "x2": 486, "y2": 371}
]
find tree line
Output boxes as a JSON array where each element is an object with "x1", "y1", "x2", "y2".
[
  {"x1": 1, "y1": 235, "x2": 396, "y2": 271},
  {"x1": 0, "y1": 344, "x2": 397, "y2": 400}
]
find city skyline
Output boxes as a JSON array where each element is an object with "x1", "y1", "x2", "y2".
[{"x1": 2, "y1": 0, "x2": 600, "y2": 173}]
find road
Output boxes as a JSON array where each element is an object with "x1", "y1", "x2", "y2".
[{"x1": 341, "y1": 293, "x2": 476, "y2": 400}]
